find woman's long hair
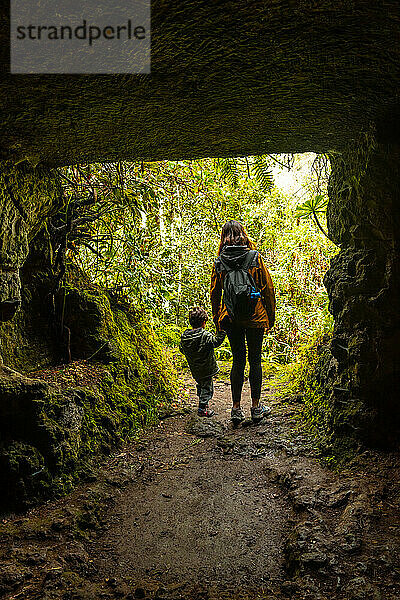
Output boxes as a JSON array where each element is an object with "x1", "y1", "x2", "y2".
[{"x1": 217, "y1": 220, "x2": 256, "y2": 255}]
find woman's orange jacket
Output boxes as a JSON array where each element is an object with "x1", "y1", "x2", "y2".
[{"x1": 210, "y1": 252, "x2": 276, "y2": 331}]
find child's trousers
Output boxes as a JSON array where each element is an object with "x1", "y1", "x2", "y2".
[{"x1": 196, "y1": 377, "x2": 214, "y2": 408}]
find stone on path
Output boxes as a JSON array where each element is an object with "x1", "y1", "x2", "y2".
[{"x1": 185, "y1": 414, "x2": 225, "y2": 437}]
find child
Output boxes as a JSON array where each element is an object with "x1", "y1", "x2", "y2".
[{"x1": 179, "y1": 306, "x2": 226, "y2": 417}]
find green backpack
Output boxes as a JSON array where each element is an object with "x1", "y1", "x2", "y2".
[{"x1": 215, "y1": 250, "x2": 261, "y2": 321}]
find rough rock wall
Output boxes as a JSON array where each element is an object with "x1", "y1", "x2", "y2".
[
  {"x1": 0, "y1": 161, "x2": 61, "y2": 324},
  {"x1": 0, "y1": 267, "x2": 177, "y2": 511},
  {"x1": 0, "y1": 165, "x2": 178, "y2": 511},
  {"x1": 1, "y1": 2, "x2": 400, "y2": 164},
  {"x1": 0, "y1": 232, "x2": 61, "y2": 370},
  {"x1": 323, "y1": 136, "x2": 400, "y2": 446}
]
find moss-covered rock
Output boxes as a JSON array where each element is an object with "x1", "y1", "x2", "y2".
[
  {"x1": 323, "y1": 138, "x2": 400, "y2": 448},
  {"x1": 0, "y1": 268, "x2": 178, "y2": 511},
  {"x1": 288, "y1": 335, "x2": 365, "y2": 463},
  {"x1": 0, "y1": 161, "x2": 62, "y2": 322}
]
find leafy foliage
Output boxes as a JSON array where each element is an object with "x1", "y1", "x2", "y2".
[
  {"x1": 295, "y1": 194, "x2": 329, "y2": 239},
  {"x1": 251, "y1": 156, "x2": 274, "y2": 191},
  {"x1": 214, "y1": 155, "x2": 274, "y2": 192},
  {"x1": 215, "y1": 157, "x2": 240, "y2": 187},
  {"x1": 294, "y1": 194, "x2": 328, "y2": 219},
  {"x1": 58, "y1": 154, "x2": 337, "y2": 365}
]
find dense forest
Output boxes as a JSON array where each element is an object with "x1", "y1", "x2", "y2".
[{"x1": 57, "y1": 153, "x2": 337, "y2": 367}]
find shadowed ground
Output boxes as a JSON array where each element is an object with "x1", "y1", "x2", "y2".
[
  {"x1": 92, "y1": 383, "x2": 292, "y2": 593},
  {"x1": 0, "y1": 372, "x2": 399, "y2": 600}
]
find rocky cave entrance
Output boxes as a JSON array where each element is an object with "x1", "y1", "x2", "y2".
[
  {"x1": 0, "y1": 3, "x2": 400, "y2": 597},
  {"x1": 0, "y1": 0, "x2": 399, "y2": 517},
  {"x1": 0, "y1": 0, "x2": 399, "y2": 466},
  {"x1": 1, "y1": 134, "x2": 400, "y2": 512},
  {"x1": 1, "y1": 146, "x2": 400, "y2": 600}
]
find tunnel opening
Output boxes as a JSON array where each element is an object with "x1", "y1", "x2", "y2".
[
  {"x1": 0, "y1": 1, "x2": 400, "y2": 595},
  {"x1": 1, "y1": 148, "x2": 400, "y2": 600},
  {"x1": 53, "y1": 154, "x2": 335, "y2": 365},
  {"x1": 1, "y1": 131, "x2": 400, "y2": 514},
  {"x1": 49, "y1": 154, "x2": 338, "y2": 457}
]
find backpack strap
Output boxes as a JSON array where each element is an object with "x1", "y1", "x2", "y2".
[
  {"x1": 242, "y1": 250, "x2": 259, "y2": 271},
  {"x1": 216, "y1": 255, "x2": 232, "y2": 273}
]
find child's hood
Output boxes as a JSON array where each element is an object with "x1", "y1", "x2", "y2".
[{"x1": 180, "y1": 328, "x2": 209, "y2": 353}]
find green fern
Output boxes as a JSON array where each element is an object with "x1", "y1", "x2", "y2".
[
  {"x1": 251, "y1": 156, "x2": 274, "y2": 191},
  {"x1": 214, "y1": 155, "x2": 274, "y2": 192},
  {"x1": 215, "y1": 157, "x2": 240, "y2": 187}
]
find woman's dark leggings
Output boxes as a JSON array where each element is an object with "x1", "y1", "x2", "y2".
[{"x1": 225, "y1": 325, "x2": 264, "y2": 405}]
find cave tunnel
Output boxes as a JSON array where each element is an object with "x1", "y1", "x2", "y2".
[{"x1": 1, "y1": 1, "x2": 400, "y2": 510}]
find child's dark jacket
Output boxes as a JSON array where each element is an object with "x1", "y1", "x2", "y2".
[{"x1": 179, "y1": 328, "x2": 225, "y2": 382}]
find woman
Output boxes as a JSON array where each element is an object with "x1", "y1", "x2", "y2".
[{"x1": 210, "y1": 220, "x2": 276, "y2": 424}]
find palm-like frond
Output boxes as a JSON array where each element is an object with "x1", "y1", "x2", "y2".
[
  {"x1": 294, "y1": 194, "x2": 328, "y2": 219},
  {"x1": 215, "y1": 157, "x2": 240, "y2": 187},
  {"x1": 295, "y1": 194, "x2": 330, "y2": 239},
  {"x1": 251, "y1": 156, "x2": 274, "y2": 191}
]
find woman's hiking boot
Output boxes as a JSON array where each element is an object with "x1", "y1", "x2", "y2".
[
  {"x1": 231, "y1": 407, "x2": 245, "y2": 425},
  {"x1": 197, "y1": 407, "x2": 215, "y2": 417},
  {"x1": 251, "y1": 405, "x2": 271, "y2": 423}
]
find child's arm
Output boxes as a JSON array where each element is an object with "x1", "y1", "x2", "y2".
[{"x1": 207, "y1": 330, "x2": 226, "y2": 348}]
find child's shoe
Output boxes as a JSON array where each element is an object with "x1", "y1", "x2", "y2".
[
  {"x1": 231, "y1": 407, "x2": 245, "y2": 424},
  {"x1": 251, "y1": 405, "x2": 271, "y2": 423},
  {"x1": 198, "y1": 407, "x2": 215, "y2": 417}
]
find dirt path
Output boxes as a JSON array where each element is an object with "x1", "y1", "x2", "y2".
[
  {"x1": 1, "y1": 374, "x2": 400, "y2": 600},
  {"x1": 92, "y1": 387, "x2": 292, "y2": 596}
]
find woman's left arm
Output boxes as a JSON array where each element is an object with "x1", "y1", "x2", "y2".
[
  {"x1": 257, "y1": 254, "x2": 276, "y2": 328},
  {"x1": 210, "y1": 263, "x2": 222, "y2": 329}
]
